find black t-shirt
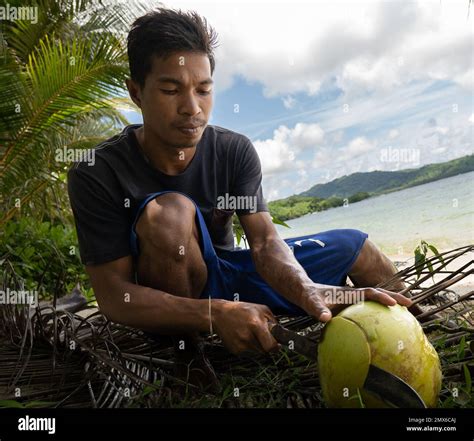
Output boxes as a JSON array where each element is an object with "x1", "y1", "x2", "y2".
[{"x1": 67, "y1": 124, "x2": 268, "y2": 265}]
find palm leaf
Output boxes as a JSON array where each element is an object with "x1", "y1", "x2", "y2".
[{"x1": 0, "y1": 0, "x2": 152, "y2": 223}]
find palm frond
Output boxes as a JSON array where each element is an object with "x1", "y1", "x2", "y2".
[
  {"x1": 1, "y1": 114, "x2": 120, "y2": 224},
  {"x1": 0, "y1": 0, "x2": 150, "y2": 223}
]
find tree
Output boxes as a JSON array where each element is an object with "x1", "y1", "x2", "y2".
[{"x1": 0, "y1": 0, "x2": 151, "y2": 224}]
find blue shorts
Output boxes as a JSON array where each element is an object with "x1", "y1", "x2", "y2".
[{"x1": 131, "y1": 191, "x2": 368, "y2": 316}]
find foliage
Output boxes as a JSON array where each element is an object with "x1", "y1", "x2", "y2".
[
  {"x1": 232, "y1": 214, "x2": 290, "y2": 248},
  {"x1": 348, "y1": 191, "x2": 371, "y2": 204},
  {"x1": 0, "y1": 0, "x2": 150, "y2": 225},
  {"x1": 268, "y1": 194, "x2": 358, "y2": 221},
  {"x1": 1, "y1": 217, "x2": 90, "y2": 300},
  {"x1": 414, "y1": 240, "x2": 444, "y2": 280},
  {"x1": 300, "y1": 154, "x2": 474, "y2": 199},
  {"x1": 268, "y1": 196, "x2": 315, "y2": 221}
]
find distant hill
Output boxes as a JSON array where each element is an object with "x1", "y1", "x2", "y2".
[
  {"x1": 299, "y1": 154, "x2": 474, "y2": 199},
  {"x1": 268, "y1": 155, "x2": 474, "y2": 221}
]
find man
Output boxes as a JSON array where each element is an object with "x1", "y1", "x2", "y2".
[{"x1": 68, "y1": 9, "x2": 412, "y2": 383}]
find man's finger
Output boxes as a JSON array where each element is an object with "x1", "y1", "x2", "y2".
[
  {"x1": 363, "y1": 287, "x2": 414, "y2": 307},
  {"x1": 376, "y1": 288, "x2": 413, "y2": 306},
  {"x1": 307, "y1": 295, "x2": 332, "y2": 322},
  {"x1": 241, "y1": 334, "x2": 264, "y2": 354},
  {"x1": 253, "y1": 323, "x2": 281, "y2": 353},
  {"x1": 362, "y1": 288, "x2": 397, "y2": 306}
]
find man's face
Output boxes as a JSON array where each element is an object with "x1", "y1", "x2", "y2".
[{"x1": 128, "y1": 51, "x2": 214, "y2": 148}]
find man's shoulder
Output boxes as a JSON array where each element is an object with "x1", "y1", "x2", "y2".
[
  {"x1": 204, "y1": 124, "x2": 252, "y2": 148},
  {"x1": 68, "y1": 125, "x2": 136, "y2": 175},
  {"x1": 91, "y1": 124, "x2": 137, "y2": 159}
]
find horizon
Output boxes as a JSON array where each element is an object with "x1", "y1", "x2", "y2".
[
  {"x1": 295, "y1": 153, "x2": 473, "y2": 196},
  {"x1": 271, "y1": 167, "x2": 474, "y2": 203}
]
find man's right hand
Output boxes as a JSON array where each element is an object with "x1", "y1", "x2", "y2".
[{"x1": 211, "y1": 300, "x2": 281, "y2": 355}]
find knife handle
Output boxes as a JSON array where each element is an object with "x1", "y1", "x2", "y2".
[{"x1": 269, "y1": 323, "x2": 318, "y2": 360}]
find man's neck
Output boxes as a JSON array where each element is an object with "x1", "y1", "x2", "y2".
[{"x1": 134, "y1": 125, "x2": 197, "y2": 176}]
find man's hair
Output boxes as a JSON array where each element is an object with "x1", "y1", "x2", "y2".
[{"x1": 127, "y1": 8, "x2": 219, "y2": 87}]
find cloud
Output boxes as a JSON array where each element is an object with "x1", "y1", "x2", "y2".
[
  {"x1": 282, "y1": 95, "x2": 296, "y2": 109},
  {"x1": 341, "y1": 137, "x2": 376, "y2": 160},
  {"x1": 260, "y1": 108, "x2": 473, "y2": 200},
  {"x1": 253, "y1": 122, "x2": 325, "y2": 175},
  {"x1": 167, "y1": 0, "x2": 473, "y2": 98},
  {"x1": 389, "y1": 129, "x2": 400, "y2": 139},
  {"x1": 161, "y1": 0, "x2": 473, "y2": 200}
]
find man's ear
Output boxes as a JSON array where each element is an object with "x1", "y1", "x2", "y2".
[{"x1": 126, "y1": 78, "x2": 143, "y2": 109}]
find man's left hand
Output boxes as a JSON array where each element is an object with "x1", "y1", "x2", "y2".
[{"x1": 300, "y1": 284, "x2": 413, "y2": 322}]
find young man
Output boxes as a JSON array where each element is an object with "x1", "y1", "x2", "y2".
[{"x1": 68, "y1": 9, "x2": 412, "y2": 374}]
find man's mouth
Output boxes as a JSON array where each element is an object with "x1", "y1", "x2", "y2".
[{"x1": 176, "y1": 123, "x2": 204, "y2": 137}]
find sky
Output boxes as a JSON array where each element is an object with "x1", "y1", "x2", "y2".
[{"x1": 124, "y1": 0, "x2": 474, "y2": 201}]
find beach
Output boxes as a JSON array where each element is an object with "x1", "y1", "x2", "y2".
[{"x1": 275, "y1": 172, "x2": 474, "y2": 257}]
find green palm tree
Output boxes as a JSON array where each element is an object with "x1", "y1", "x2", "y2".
[{"x1": 0, "y1": 0, "x2": 151, "y2": 224}]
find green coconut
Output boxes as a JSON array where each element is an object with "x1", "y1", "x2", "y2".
[{"x1": 318, "y1": 301, "x2": 442, "y2": 408}]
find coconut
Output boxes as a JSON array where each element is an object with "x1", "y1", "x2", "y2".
[{"x1": 318, "y1": 301, "x2": 442, "y2": 408}]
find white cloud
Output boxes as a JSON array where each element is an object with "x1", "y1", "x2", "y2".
[
  {"x1": 435, "y1": 126, "x2": 449, "y2": 135},
  {"x1": 254, "y1": 122, "x2": 325, "y2": 175},
  {"x1": 282, "y1": 95, "x2": 296, "y2": 109},
  {"x1": 389, "y1": 129, "x2": 400, "y2": 139},
  {"x1": 167, "y1": 0, "x2": 473, "y2": 98},
  {"x1": 341, "y1": 137, "x2": 376, "y2": 159},
  {"x1": 160, "y1": 0, "x2": 473, "y2": 200},
  {"x1": 261, "y1": 108, "x2": 473, "y2": 200}
]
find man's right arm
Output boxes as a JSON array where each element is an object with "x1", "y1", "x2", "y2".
[{"x1": 86, "y1": 256, "x2": 280, "y2": 354}]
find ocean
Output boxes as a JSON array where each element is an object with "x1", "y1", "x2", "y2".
[{"x1": 274, "y1": 171, "x2": 474, "y2": 257}]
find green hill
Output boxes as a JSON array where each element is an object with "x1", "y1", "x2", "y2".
[
  {"x1": 268, "y1": 155, "x2": 474, "y2": 221},
  {"x1": 299, "y1": 155, "x2": 474, "y2": 199}
]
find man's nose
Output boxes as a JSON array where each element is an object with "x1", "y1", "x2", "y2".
[{"x1": 178, "y1": 92, "x2": 201, "y2": 116}]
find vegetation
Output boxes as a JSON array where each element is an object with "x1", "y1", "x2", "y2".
[
  {"x1": 268, "y1": 192, "x2": 371, "y2": 221},
  {"x1": 1, "y1": 217, "x2": 92, "y2": 300},
  {"x1": 0, "y1": 0, "x2": 148, "y2": 300},
  {"x1": 0, "y1": 0, "x2": 147, "y2": 225},
  {"x1": 414, "y1": 240, "x2": 444, "y2": 280},
  {"x1": 301, "y1": 154, "x2": 474, "y2": 199}
]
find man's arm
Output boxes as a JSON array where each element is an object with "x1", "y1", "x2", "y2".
[
  {"x1": 239, "y1": 211, "x2": 412, "y2": 321},
  {"x1": 86, "y1": 256, "x2": 213, "y2": 334},
  {"x1": 86, "y1": 256, "x2": 280, "y2": 354}
]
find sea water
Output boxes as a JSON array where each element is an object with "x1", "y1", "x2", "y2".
[{"x1": 275, "y1": 171, "x2": 474, "y2": 257}]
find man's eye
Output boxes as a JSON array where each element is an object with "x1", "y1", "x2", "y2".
[
  {"x1": 161, "y1": 89, "x2": 178, "y2": 95},
  {"x1": 198, "y1": 90, "x2": 212, "y2": 95}
]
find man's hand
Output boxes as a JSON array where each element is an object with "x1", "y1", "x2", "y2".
[
  {"x1": 211, "y1": 300, "x2": 281, "y2": 355},
  {"x1": 300, "y1": 284, "x2": 413, "y2": 322}
]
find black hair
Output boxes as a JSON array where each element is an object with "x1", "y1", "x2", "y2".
[{"x1": 127, "y1": 8, "x2": 219, "y2": 87}]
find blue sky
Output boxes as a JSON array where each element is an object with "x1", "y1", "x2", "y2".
[{"x1": 124, "y1": 0, "x2": 473, "y2": 201}]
